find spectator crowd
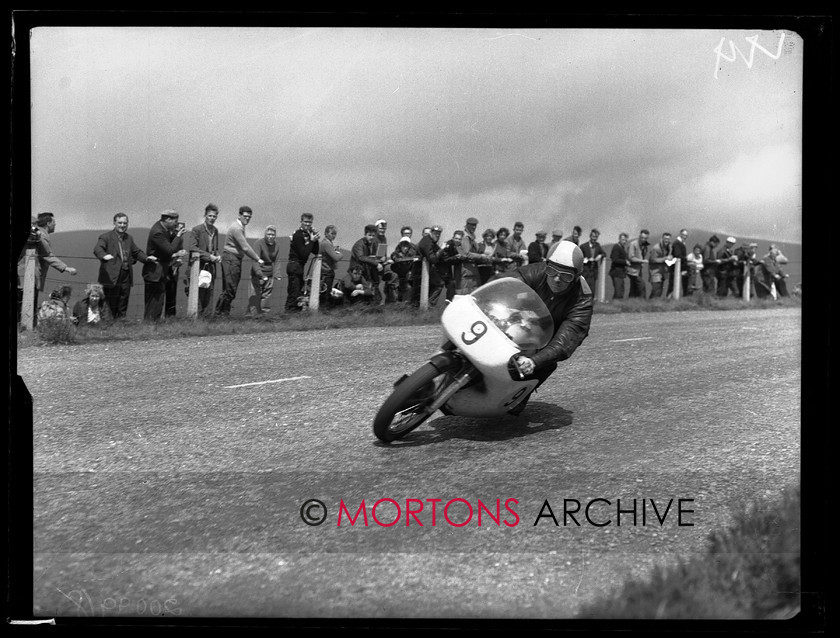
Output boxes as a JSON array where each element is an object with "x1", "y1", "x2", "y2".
[{"x1": 17, "y1": 209, "x2": 795, "y2": 328}]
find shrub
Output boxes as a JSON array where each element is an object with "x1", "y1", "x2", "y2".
[
  {"x1": 35, "y1": 317, "x2": 77, "y2": 345},
  {"x1": 576, "y1": 484, "x2": 800, "y2": 619}
]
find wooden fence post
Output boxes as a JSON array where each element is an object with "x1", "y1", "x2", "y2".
[
  {"x1": 596, "y1": 260, "x2": 607, "y2": 302},
  {"x1": 742, "y1": 263, "x2": 751, "y2": 302},
  {"x1": 20, "y1": 248, "x2": 37, "y2": 331},
  {"x1": 420, "y1": 258, "x2": 430, "y2": 311},
  {"x1": 187, "y1": 252, "x2": 200, "y2": 319},
  {"x1": 673, "y1": 260, "x2": 682, "y2": 300},
  {"x1": 308, "y1": 255, "x2": 322, "y2": 312}
]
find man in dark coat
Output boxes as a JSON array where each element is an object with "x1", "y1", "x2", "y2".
[
  {"x1": 143, "y1": 209, "x2": 187, "y2": 321},
  {"x1": 580, "y1": 228, "x2": 606, "y2": 294},
  {"x1": 457, "y1": 216, "x2": 484, "y2": 293},
  {"x1": 668, "y1": 228, "x2": 690, "y2": 297},
  {"x1": 755, "y1": 244, "x2": 790, "y2": 298},
  {"x1": 415, "y1": 224, "x2": 447, "y2": 307},
  {"x1": 626, "y1": 229, "x2": 650, "y2": 299},
  {"x1": 527, "y1": 231, "x2": 549, "y2": 264},
  {"x1": 349, "y1": 224, "x2": 384, "y2": 300},
  {"x1": 608, "y1": 232, "x2": 630, "y2": 300},
  {"x1": 93, "y1": 213, "x2": 155, "y2": 319},
  {"x1": 701, "y1": 235, "x2": 721, "y2": 294},
  {"x1": 715, "y1": 236, "x2": 740, "y2": 298},
  {"x1": 285, "y1": 213, "x2": 321, "y2": 312}
]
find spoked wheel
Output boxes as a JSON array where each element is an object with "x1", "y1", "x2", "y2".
[{"x1": 373, "y1": 360, "x2": 459, "y2": 443}]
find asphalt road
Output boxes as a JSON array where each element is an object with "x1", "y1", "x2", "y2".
[{"x1": 19, "y1": 307, "x2": 801, "y2": 620}]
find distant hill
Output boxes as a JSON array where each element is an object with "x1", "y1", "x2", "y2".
[{"x1": 20, "y1": 227, "x2": 801, "y2": 320}]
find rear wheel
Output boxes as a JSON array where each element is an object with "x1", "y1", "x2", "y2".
[{"x1": 373, "y1": 359, "x2": 459, "y2": 442}]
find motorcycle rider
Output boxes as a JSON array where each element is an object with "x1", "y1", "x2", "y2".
[{"x1": 494, "y1": 240, "x2": 594, "y2": 415}]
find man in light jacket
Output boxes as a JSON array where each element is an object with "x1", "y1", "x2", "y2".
[{"x1": 215, "y1": 206, "x2": 264, "y2": 317}]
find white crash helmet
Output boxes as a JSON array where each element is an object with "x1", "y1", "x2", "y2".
[{"x1": 546, "y1": 240, "x2": 584, "y2": 275}]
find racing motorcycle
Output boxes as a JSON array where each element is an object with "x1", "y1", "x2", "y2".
[{"x1": 373, "y1": 277, "x2": 555, "y2": 442}]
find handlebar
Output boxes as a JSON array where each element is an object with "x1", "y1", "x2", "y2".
[{"x1": 508, "y1": 355, "x2": 526, "y2": 381}]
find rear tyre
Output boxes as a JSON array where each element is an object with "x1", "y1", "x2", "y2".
[{"x1": 373, "y1": 359, "x2": 459, "y2": 442}]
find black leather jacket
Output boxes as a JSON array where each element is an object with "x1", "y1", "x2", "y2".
[{"x1": 493, "y1": 263, "x2": 593, "y2": 368}]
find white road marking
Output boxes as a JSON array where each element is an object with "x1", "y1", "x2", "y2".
[
  {"x1": 609, "y1": 337, "x2": 653, "y2": 343},
  {"x1": 224, "y1": 376, "x2": 312, "y2": 389}
]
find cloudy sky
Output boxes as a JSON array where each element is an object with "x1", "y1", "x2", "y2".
[{"x1": 28, "y1": 26, "x2": 802, "y2": 243}]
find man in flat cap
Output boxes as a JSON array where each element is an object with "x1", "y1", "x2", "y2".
[
  {"x1": 284, "y1": 212, "x2": 320, "y2": 312},
  {"x1": 457, "y1": 216, "x2": 483, "y2": 293},
  {"x1": 528, "y1": 231, "x2": 549, "y2": 264},
  {"x1": 756, "y1": 243, "x2": 790, "y2": 298},
  {"x1": 733, "y1": 240, "x2": 756, "y2": 298},
  {"x1": 143, "y1": 209, "x2": 187, "y2": 321},
  {"x1": 741, "y1": 242, "x2": 761, "y2": 298},
  {"x1": 549, "y1": 229, "x2": 564, "y2": 254},
  {"x1": 715, "y1": 236, "x2": 740, "y2": 298}
]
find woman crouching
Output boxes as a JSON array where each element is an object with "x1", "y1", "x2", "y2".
[{"x1": 72, "y1": 283, "x2": 113, "y2": 326}]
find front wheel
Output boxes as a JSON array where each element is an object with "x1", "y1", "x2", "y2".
[{"x1": 373, "y1": 359, "x2": 459, "y2": 443}]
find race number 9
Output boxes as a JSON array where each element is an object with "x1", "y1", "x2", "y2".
[
  {"x1": 504, "y1": 387, "x2": 528, "y2": 407},
  {"x1": 461, "y1": 320, "x2": 488, "y2": 345}
]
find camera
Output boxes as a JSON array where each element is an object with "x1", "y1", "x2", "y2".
[{"x1": 27, "y1": 223, "x2": 41, "y2": 245}]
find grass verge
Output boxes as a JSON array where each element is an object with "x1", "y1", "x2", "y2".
[
  {"x1": 576, "y1": 483, "x2": 801, "y2": 619},
  {"x1": 17, "y1": 293, "x2": 801, "y2": 349}
]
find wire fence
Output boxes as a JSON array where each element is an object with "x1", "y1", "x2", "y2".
[
  {"x1": 28, "y1": 254, "x2": 300, "y2": 321},
  {"x1": 21, "y1": 251, "x2": 804, "y2": 326}
]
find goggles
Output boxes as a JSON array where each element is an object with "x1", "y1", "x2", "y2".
[{"x1": 545, "y1": 264, "x2": 577, "y2": 283}]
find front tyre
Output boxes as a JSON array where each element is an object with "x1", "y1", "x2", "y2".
[{"x1": 373, "y1": 360, "x2": 457, "y2": 443}]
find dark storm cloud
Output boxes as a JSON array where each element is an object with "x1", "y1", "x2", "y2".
[{"x1": 30, "y1": 27, "x2": 801, "y2": 242}]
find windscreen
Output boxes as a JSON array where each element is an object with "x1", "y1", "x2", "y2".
[{"x1": 469, "y1": 278, "x2": 555, "y2": 350}]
